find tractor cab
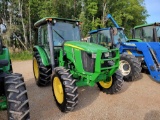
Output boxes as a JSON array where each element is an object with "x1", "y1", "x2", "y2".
[
  {"x1": 132, "y1": 22, "x2": 160, "y2": 42},
  {"x1": 0, "y1": 19, "x2": 7, "y2": 54},
  {"x1": 34, "y1": 17, "x2": 81, "y2": 46},
  {"x1": 34, "y1": 17, "x2": 81, "y2": 66}
]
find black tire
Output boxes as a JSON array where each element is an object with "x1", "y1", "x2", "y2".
[
  {"x1": 120, "y1": 54, "x2": 142, "y2": 81},
  {"x1": 4, "y1": 73, "x2": 30, "y2": 120},
  {"x1": 33, "y1": 50, "x2": 52, "y2": 86},
  {"x1": 52, "y1": 67, "x2": 78, "y2": 112},
  {"x1": 97, "y1": 70, "x2": 124, "y2": 94}
]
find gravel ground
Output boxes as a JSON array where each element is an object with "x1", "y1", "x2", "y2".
[{"x1": 0, "y1": 60, "x2": 160, "y2": 120}]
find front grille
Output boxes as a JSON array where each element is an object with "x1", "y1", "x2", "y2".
[
  {"x1": 81, "y1": 51, "x2": 95, "y2": 72},
  {"x1": 101, "y1": 51, "x2": 116, "y2": 68}
]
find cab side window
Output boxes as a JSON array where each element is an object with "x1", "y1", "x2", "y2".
[
  {"x1": 38, "y1": 25, "x2": 49, "y2": 46},
  {"x1": 90, "y1": 33, "x2": 98, "y2": 43}
]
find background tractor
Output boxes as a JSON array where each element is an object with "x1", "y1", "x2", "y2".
[
  {"x1": 89, "y1": 14, "x2": 160, "y2": 83},
  {"x1": 131, "y1": 22, "x2": 160, "y2": 73},
  {"x1": 132, "y1": 22, "x2": 160, "y2": 42},
  {"x1": 89, "y1": 26, "x2": 142, "y2": 82},
  {"x1": 33, "y1": 17, "x2": 124, "y2": 112},
  {"x1": 0, "y1": 18, "x2": 30, "y2": 120}
]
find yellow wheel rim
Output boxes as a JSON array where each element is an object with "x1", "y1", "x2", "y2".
[
  {"x1": 99, "y1": 77, "x2": 113, "y2": 88},
  {"x1": 33, "y1": 58, "x2": 39, "y2": 80},
  {"x1": 53, "y1": 77, "x2": 64, "y2": 104}
]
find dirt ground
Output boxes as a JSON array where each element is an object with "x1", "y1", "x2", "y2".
[{"x1": 1, "y1": 60, "x2": 160, "y2": 120}]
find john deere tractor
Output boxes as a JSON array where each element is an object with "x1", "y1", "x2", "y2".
[
  {"x1": 0, "y1": 19, "x2": 30, "y2": 119},
  {"x1": 33, "y1": 17, "x2": 124, "y2": 112}
]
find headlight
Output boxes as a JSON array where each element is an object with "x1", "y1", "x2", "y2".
[
  {"x1": 104, "y1": 52, "x2": 109, "y2": 57},
  {"x1": 92, "y1": 53, "x2": 96, "y2": 58}
]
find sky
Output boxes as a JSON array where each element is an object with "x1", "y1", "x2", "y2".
[{"x1": 145, "y1": 0, "x2": 160, "y2": 23}]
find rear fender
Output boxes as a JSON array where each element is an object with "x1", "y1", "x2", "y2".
[
  {"x1": 119, "y1": 42, "x2": 137, "y2": 54},
  {"x1": 119, "y1": 42, "x2": 144, "y2": 57},
  {"x1": 0, "y1": 47, "x2": 11, "y2": 73},
  {"x1": 33, "y1": 46, "x2": 50, "y2": 66},
  {"x1": 126, "y1": 39, "x2": 142, "y2": 42}
]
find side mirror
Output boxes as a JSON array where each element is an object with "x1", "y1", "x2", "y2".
[{"x1": 0, "y1": 24, "x2": 7, "y2": 34}]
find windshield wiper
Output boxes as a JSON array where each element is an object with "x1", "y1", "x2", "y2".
[{"x1": 53, "y1": 29, "x2": 65, "y2": 41}]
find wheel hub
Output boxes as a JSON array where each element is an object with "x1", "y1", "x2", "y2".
[
  {"x1": 33, "y1": 58, "x2": 39, "y2": 80},
  {"x1": 99, "y1": 77, "x2": 113, "y2": 89},
  {"x1": 53, "y1": 77, "x2": 64, "y2": 104},
  {"x1": 119, "y1": 60, "x2": 131, "y2": 76}
]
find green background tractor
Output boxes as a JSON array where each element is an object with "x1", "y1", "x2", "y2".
[
  {"x1": 33, "y1": 17, "x2": 124, "y2": 112},
  {"x1": 0, "y1": 19, "x2": 30, "y2": 120},
  {"x1": 132, "y1": 22, "x2": 160, "y2": 42}
]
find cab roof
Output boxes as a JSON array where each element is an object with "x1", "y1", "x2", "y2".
[
  {"x1": 134, "y1": 22, "x2": 160, "y2": 29},
  {"x1": 34, "y1": 17, "x2": 80, "y2": 28}
]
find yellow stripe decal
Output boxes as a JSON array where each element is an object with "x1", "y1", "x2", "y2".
[
  {"x1": 127, "y1": 50, "x2": 132, "y2": 55},
  {"x1": 64, "y1": 44, "x2": 84, "y2": 50}
]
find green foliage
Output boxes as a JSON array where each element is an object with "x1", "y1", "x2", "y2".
[
  {"x1": 0, "y1": 0, "x2": 149, "y2": 46},
  {"x1": 10, "y1": 51, "x2": 32, "y2": 60},
  {"x1": 105, "y1": 0, "x2": 148, "y2": 36}
]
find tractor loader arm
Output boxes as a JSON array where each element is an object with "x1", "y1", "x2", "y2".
[{"x1": 133, "y1": 42, "x2": 160, "y2": 82}]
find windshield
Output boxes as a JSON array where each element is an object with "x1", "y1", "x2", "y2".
[
  {"x1": 52, "y1": 22, "x2": 81, "y2": 46},
  {"x1": 90, "y1": 29, "x2": 126, "y2": 46},
  {"x1": 113, "y1": 29, "x2": 127, "y2": 44},
  {"x1": 90, "y1": 30, "x2": 111, "y2": 44}
]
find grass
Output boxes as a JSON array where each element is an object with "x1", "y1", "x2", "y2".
[{"x1": 10, "y1": 51, "x2": 32, "y2": 61}]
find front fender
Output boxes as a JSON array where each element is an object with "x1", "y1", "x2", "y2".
[{"x1": 33, "y1": 46, "x2": 50, "y2": 66}]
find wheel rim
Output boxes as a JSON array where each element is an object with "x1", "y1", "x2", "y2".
[
  {"x1": 33, "y1": 58, "x2": 39, "y2": 79},
  {"x1": 119, "y1": 60, "x2": 131, "y2": 76},
  {"x1": 99, "y1": 77, "x2": 113, "y2": 88},
  {"x1": 53, "y1": 77, "x2": 64, "y2": 104}
]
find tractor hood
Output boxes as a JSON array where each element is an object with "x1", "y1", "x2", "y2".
[{"x1": 64, "y1": 41, "x2": 108, "y2": 53}]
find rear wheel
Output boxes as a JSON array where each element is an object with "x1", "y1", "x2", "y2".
[
  {"x1": 52, "y1": 67, "x2": 78, "y2": 112},
  {"x1": 120, "y1": 54, "x2": 142, "y2": 81},
  {"x1": 4, "y1": 73, "x2": 30, "y2": 120},
  {"x1": 97, "y1": 70, "x2": 123, "y2": 94},
  {"x1": 33, "y1": 50, "x2": 52, "y2": 86}
]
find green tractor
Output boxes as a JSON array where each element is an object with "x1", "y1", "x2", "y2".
[
  {"x1": 132, "y1": 22, "x2": 160, "y2": 42},
  {"x1": 33, "y1": 17, "x2": 124, "y2": 112},
  {"x1": 0, "y1": 19, "x2": 30, "y2": 119}
]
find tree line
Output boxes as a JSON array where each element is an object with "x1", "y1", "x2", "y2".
[{"x1": 0, "y1": 0, "x2": 148, "y2": 51}]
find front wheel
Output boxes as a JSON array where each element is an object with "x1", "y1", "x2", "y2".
[
  {"x1": 52, "y1": 67, "x2": 78, "y2": 112},
  {"x1": 4, "y1": 73, "x2": 30, "y2": 120},
  {"x1": 119, "y1": 54, "x2": 142, "y2": 81},
  {"x1": 97, "y1": 70, "x2": 124, "y2": 94}
]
